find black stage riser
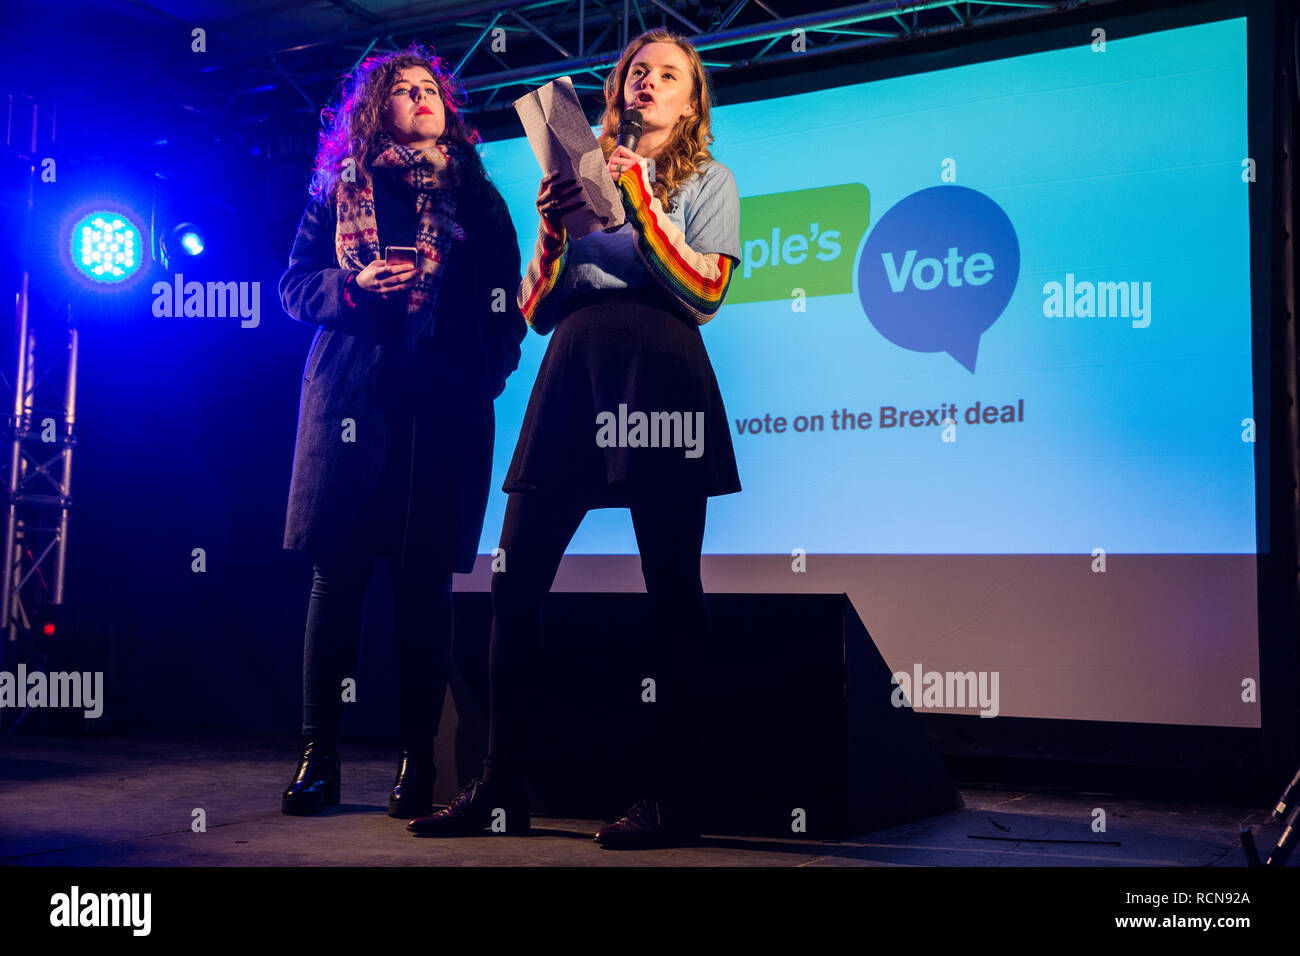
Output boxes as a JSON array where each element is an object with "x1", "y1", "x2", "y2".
[{"x1": 448, "y1": 592, "x2": 962, "y2": 840}]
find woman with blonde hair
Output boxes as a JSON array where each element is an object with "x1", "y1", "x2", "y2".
[
  {"x1": 409, "y1": 28, "x2": 741, "y2": 848},
  {"x1": 278, "y1": 46, "x2": 525, "y2": 818}
]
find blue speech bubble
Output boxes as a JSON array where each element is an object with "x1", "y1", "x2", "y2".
[{"x1": 856, "y1": 186, "x2": 1019, "y2": 373}]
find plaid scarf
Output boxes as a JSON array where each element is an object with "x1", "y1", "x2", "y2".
[{"x1": 334, "y1": 130, "x2": 464, "y2": 319}]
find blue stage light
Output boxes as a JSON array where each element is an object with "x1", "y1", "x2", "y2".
[
  {"x1": 179, "y1": 229, "x2": 204, "y2": 256},
  {"x1": 70, "y1": 210, "x2": 143, "y2": 283}
]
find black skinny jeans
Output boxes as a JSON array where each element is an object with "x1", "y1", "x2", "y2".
[
  {"x1": 301, "y1": 549, "x2": 452, "y2": 754},
  {"x1": 300, "y1": 369, "x2": 454, "y2": 756},
  {"x1": 487, "y1": 488, "x2": 711, "y2": 804}
]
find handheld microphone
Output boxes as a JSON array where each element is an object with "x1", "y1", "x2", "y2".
[
  {"x1": 616, "y1": 108, "x2": 643, "y2": 153},
  {"x1": 607, "y1": 107, "x2": 649, "y2": 231}
]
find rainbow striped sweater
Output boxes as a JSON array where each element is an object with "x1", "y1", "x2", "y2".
[
  {"x1": 516, "y1": 159, "x2": 736, "y2": 334},
  {"x1": 516, "y1": 215, "x2": 570, "y2": 335}
]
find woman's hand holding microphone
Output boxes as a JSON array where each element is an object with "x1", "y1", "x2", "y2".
[{"x1": 606, "y1": 145, "x2": 646, "y2": 183}]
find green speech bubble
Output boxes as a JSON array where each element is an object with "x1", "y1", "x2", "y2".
[{"x1": 729, "y1": 183, "x2": 871, "y2": 305}]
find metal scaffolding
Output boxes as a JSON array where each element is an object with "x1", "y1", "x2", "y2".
[
  {"x1": 2, "y1": 92, "x2": 76, "y2": 645},
  {"x1": 198, "y1": 0, "x2": 1118, "y2": 137}
]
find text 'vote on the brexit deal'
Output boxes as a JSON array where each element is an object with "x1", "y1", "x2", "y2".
[{"x1": 734, "y1": 399, "x2": 1024, "y2": 436}]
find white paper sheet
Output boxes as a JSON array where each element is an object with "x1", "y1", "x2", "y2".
[{"x1": 513, "y1": 76, "x2": 627, "y2": 239}]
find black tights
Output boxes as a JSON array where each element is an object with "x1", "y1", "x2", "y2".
[
  {"x1": 486, "y1": 488, "x2": 710, "y2": 803},
  {"x1": 301, "y1": 549, "x2": 453, "y2": 755}
]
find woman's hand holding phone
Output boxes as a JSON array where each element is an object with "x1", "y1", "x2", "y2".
[{"x1": 356, "y1": 258, "x2": 419, "y2": 299}]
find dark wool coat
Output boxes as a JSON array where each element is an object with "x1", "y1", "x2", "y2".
[{"x1": 278, "y1": 171, "x2": 526, "y2": 572}]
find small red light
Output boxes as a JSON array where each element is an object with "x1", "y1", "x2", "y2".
[{"x1": 42, "y1": 622, "x2": 55, "y2": 636}]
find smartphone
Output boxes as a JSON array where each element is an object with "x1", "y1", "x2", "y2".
[{"x1": 384, "y1": 246, "x2": 419, "y2": 268}]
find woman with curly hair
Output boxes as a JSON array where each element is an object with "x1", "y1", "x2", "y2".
[
  {"x1": 277, "y1": 46, "x2": 526, "y2": 817},
  {"x1": 408, "y1": 28, "x2": 741, "y2": 848}
]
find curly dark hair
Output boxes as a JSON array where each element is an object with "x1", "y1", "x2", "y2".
[{"x1": 308, "y1": 44, "x2": 488, "y2": 202}]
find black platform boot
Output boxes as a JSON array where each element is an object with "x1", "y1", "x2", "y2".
[
  {"x1": 387, "y1": 750, "x2": 435, "y2": 819},
  {"x1": 281, "y1": 739, "x2": 340, "y2": 816}
]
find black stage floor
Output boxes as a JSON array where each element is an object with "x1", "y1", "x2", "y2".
[{"x1": 0, "y1": 734, "x2": 1285, "y2": 867}]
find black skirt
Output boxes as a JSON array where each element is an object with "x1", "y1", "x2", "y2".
[{"x1": 502, "y1": 289, "x2": 741, "y2": 508}]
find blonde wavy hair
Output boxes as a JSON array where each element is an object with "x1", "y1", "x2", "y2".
[{"x1": 597, "y1": 29, "x2": 716, "y2": 213}]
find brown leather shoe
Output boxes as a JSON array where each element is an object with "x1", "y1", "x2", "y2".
[
  {"x1": 594, "y1": 797, "x2": 700, "y2": 849},
  {"x1": 406, "y1": 774, "x2": 530, "y2": 837}
]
